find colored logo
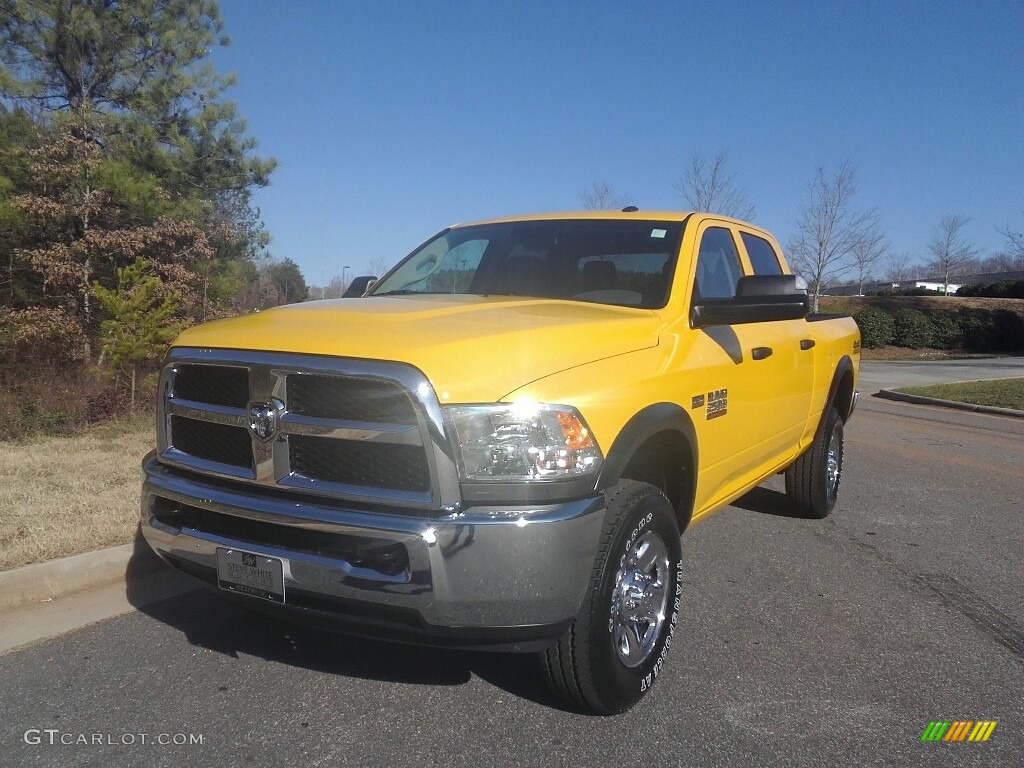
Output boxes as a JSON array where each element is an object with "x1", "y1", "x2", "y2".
[{"x1": 921, "y1": 721, "x2": 997, "y2": 742}]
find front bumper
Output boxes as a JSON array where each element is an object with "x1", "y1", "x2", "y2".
[{"x1": 141, "y1": 454, "x2": 606, "y2": 652}]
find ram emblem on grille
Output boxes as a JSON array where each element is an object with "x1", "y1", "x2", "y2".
[{"x1": 248, "y1": 400, "x2": 282, "y2": 442}]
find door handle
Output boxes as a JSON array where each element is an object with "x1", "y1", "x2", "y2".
[
  {"x1": 800, "y1": 339, "x2": 815, "y2": 350},
  {"x1": 751, "y1": 346, "x2": 773, "y2": 360}
]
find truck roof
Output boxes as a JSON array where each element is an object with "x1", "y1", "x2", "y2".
[
  {"x1": 451, "y1": 210, "x2": 695, "y2": 228},
  {"x1": 449, "y1": 210, "x2": 775, "y2": 240}
]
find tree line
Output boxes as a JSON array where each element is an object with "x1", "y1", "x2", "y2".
[
  {"x1": 0, "y1": 0, "x2": 297, "y2": 433},
  {"x1": 582, "y1": 154, "x2": 1024, "y2": 311}
]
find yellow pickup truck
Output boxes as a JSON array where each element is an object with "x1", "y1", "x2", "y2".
[{"x1": 141, "y1": 210, "x2": 860, "y2": 713}]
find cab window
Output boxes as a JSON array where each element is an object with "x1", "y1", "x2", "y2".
[
  {"x1": 694, "y1": 227, "x2": 744, "y2": 299},
  {"x1": 740, "y1": 232, "x2": 783, "y2": 275}
]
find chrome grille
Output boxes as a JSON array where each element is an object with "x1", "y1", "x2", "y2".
[{"x1": 158, "y1": 349, "x2": 458, "y2": 509}]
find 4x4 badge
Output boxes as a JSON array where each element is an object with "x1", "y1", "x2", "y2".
[{"x1": 248, "y1": 401, "x2": 281, "y2": 442}]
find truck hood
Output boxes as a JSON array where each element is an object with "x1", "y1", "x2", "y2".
[{"x1": 173, "y1": 295, "x2": 663, "y2": 402}]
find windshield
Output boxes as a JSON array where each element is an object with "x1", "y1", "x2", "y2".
[{"x1": 370, "y1": 219, "x2": 685, "y2": 309}]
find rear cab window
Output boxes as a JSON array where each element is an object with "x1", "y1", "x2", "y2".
[{"x1": 739, "y1": 232, "x2": 783, "y2": 276}]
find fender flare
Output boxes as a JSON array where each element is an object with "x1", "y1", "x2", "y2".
[
  {"x1": 824, "y1": 355, "x2": 856, "y2": 422},
  {"x1": 596, "y1": 403, "x2": 699, "y2": 529}
]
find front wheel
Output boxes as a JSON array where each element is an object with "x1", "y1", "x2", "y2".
[
  {"x1": 785, "y1": 406, "x2": 844, "y2": 518},
  {"x1": 542, "y1": 480, "x2": 683, "y2": 714}
]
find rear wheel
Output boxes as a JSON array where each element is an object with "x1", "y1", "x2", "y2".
[
  {"x1": 785, "y1": 406, "x2": 844, "y2": 518},
  {"x1": 542, "y1": 480, "x2": 683, "y2": 714}
]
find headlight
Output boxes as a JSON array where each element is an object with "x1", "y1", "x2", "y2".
[{"x1": 446, "y1": 403, "x2": 603, "y2": 481}]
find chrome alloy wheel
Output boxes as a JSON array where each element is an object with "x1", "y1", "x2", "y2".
[
  {"x1": 609, "y1": 531, "x2": 671, "y2": 668},
  {"x1": 826, "y1": 427, "x2": 842, "y2": 499}
]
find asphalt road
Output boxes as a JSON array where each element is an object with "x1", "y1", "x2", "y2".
[
  {"x1": 2, "y1": 365, "x2": 1022, "y2": 767},
  {"x1": 859, "y1": 356, "x2": 1024, "y2": 394}
]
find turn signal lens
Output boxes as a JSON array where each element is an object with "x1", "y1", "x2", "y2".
[{"x1": 556, "y1": 411, "x2": 594, "y2": 451}]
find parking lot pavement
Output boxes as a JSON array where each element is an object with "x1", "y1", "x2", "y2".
[
  {"x1": 1, "y1": 396, "x2": 1021, "y2": 767},
  {"x1": 859, "y1": 356, "x2": 1024, "y2": 394}
]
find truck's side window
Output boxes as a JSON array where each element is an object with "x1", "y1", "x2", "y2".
[
  {"x1": 740, "y1": 232, "x2": 783, "y2": 275},
  {"x1": 694, "y1": 227, "x2": 744, "y2": 299}
]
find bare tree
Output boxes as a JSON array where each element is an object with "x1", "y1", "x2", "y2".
[
  {"x1": 997, "y1": 212, "x2": 1024, "y2": 270},
  {"x1": 966, "y1": 254, "x2": 994, "y2": 273},
  {"x1": 673, "y1": 152, "x2": 755, "y2": 220},
  {"x1": 365, "y1": 255, "x2": 391, "y2": 279},
  {"x1": 927, "y1": 214, "x2": 979, "y2": 295},
  {"x1": 787, "y1": 161, "x2": 876, "y2": 311},
  {"x1": 580, "y1": 182, "x2": 630, "y2": 210},
  {"x1": 850, "y1": 224, "x2": 887, "y2": 295},
  {"x1": 306, "y1": 274, "x2": 342, "y2": 301},
  {"x1": 979, "y1": 252, "x2": 1022, "y2": 272},
  {"x1": 885, "y1": 251, "x2": 918, "y2": 285}
]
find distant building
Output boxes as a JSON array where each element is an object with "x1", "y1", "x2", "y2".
[
  {"x1": 822, "y1": 268, "x2": 1024, "y2": 297},
  {"x1": 911, "y1": 280, "x2": 962, "y2": 294},
  {"x1": 824, "y1": 279, "x2": 960, "y2": 296}
]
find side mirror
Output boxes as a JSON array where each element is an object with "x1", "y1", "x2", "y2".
[
  {"x1": 691, "y1": 275, "x2": 809, "y2": 327},
  {"x1": 342, "y1": 275, "x2": 378, "y2": 298}
]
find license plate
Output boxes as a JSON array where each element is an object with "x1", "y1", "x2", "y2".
[{"x1": 216, "y1": 548, "x2": 286, "y2": 603}]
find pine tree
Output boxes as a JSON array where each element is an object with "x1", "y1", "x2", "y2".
[
  {"x1": 1, "y1": 0, "x2": 275, "y2": 310},
  {"x1": 93, "y1": 258, "x2": 185, "y2": 407},
  {"x1": 8, "y1": 124, "x2": 214, "y2": 357}
]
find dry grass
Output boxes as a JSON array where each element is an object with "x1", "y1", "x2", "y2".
[
  {"x1": 0, "y1": 416, "x2": 155, "y2": 571},
  {"x1": 861, "y1": 347, "x2": 1001, "y2": 361}
]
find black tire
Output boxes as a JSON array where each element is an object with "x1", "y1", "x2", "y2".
[
  {"x1": 542, "y1": 480, "x2": 683, "y2": 714},
  {"x1": 785, "y1": 406, "x2": 844, "y2": 519}
]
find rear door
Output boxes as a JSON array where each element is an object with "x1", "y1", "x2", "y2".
[{"x1": 735, "y1": 229, "x2": 816, "y2": 459}]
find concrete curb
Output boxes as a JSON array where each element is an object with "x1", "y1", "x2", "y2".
[
  {"x1": 876, "y1": 389, "x2": 1024, "y2": 419},
  {"x1": 0, "y1": 539, "x2": 166, "y2": 611}
]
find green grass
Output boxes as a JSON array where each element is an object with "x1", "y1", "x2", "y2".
[{"x1": 896, "y1": 378, "x2": 1024, "y2": 410}]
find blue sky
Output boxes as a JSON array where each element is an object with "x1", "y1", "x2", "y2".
[{"x1": 215, "y1": 0, "x2": 1023, "y2": 286}]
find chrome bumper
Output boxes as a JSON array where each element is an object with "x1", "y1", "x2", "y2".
[{"x1": 141, "y1": 455, "x2": 605, "y2": 649}]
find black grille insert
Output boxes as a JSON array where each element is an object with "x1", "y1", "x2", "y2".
[
  {"x1": 290, "y1": 436, "x2": 430, "y2": 493},
  {"x1": 287, "y1": 374, "x2": 417, "y2": 424},
  {"x1": 174, "y1": 364, "x2": 249, "y2": 407},
  {"x1": 152, "y1": 499, "x2": 409, "y2": 577},
  {"x1": 171, "y1": 416, "x2": 252, "y2": 469}
]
